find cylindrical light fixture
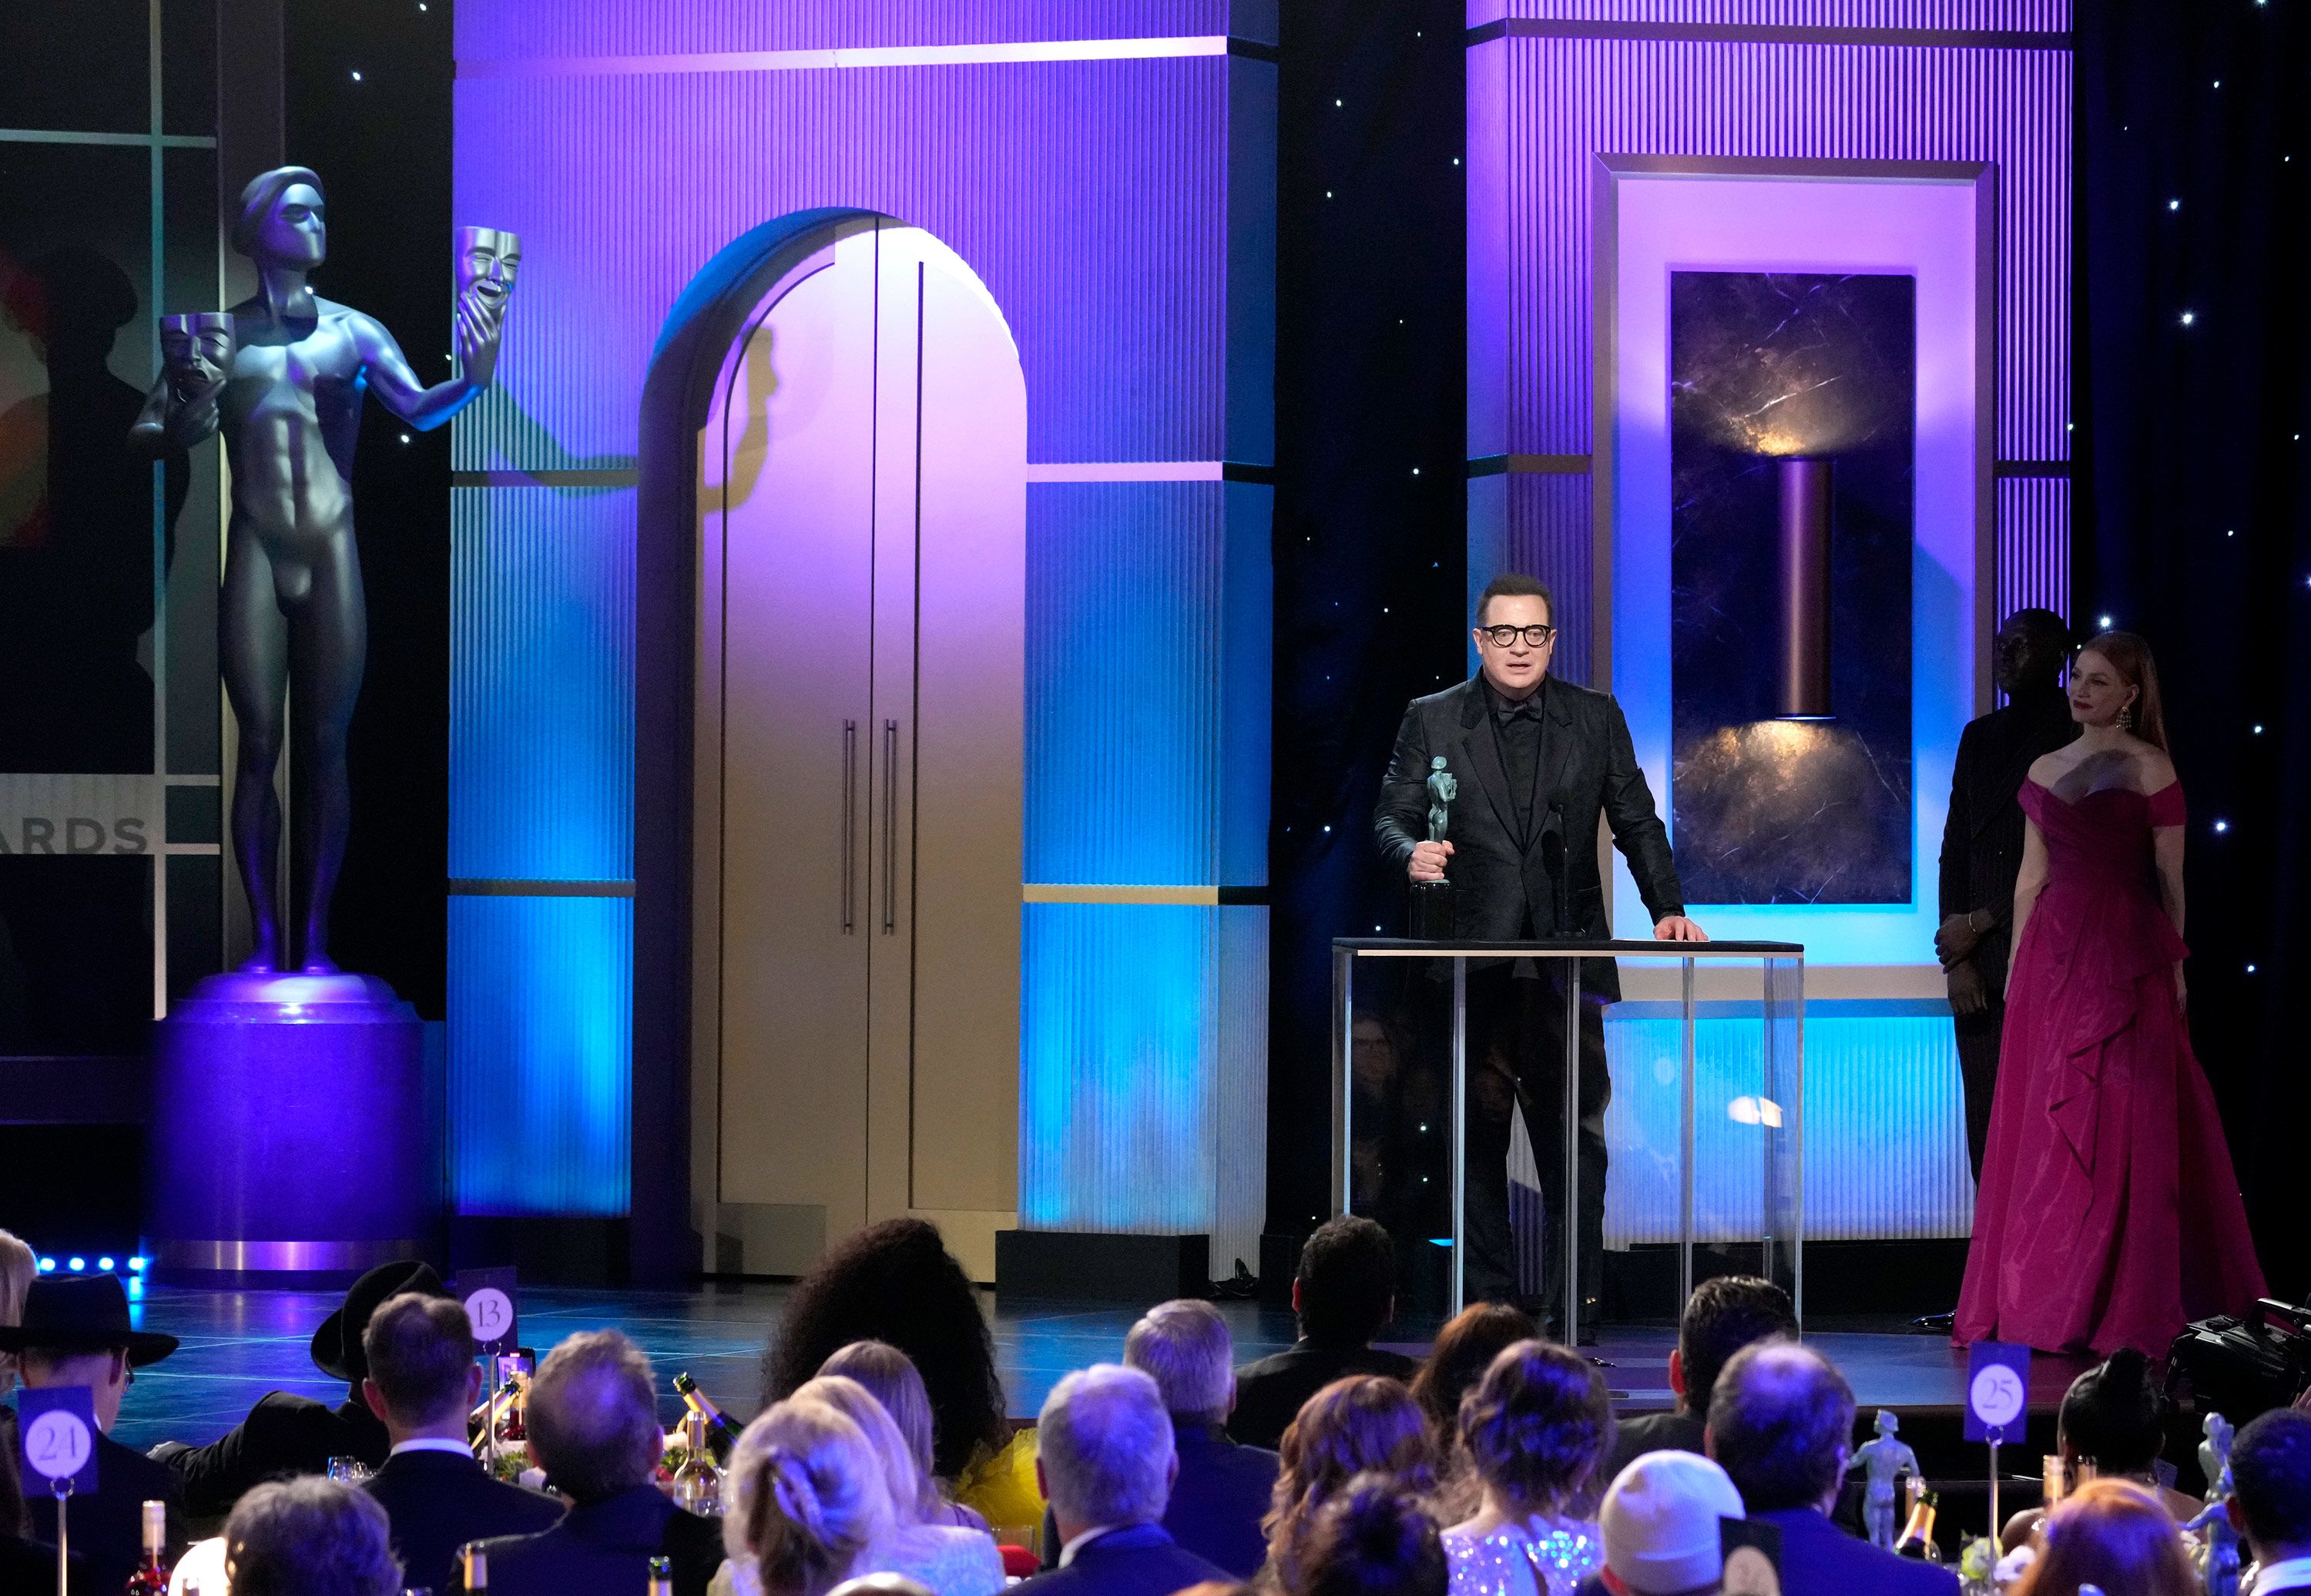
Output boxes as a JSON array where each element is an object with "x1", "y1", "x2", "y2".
[{"x1": 1774, "y1": 455, "x2": 1833, "y2": 719}]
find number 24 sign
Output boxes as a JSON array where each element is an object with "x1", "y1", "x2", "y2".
[{"x1": 18, "y1": 1386, "x2": 99, "y2": 1494}]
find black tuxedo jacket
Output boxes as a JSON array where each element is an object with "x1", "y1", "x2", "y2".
[
  {"x1": 158, "y1": 1389, "x2": 390, "y2": 1517},
  {"x1": 470, "y1": 1484, "x2": 723, "y2": 1596},
  {"x1": 363, "y1": 1447, "x2": 565, "y2": 1596},
  {"x1": 1375, "y1": 675, "x2": 1683, "y2": 998},
  {"x1": 16, "y1": 1429, "x2": 185, "y2": 1595},
  {"x1": 1937, "y1": 693, "x2": 2074, "y2": 999}
]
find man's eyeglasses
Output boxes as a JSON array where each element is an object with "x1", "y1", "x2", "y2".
[{"x1": 1478, "y1": 624, "x2": 1556, "y2": 648}]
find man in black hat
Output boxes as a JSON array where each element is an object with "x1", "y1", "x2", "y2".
[
  {"x1": 150, "y1": 1259, "x2": 448, "y2": 1515},
  {"x1": 0, "y1": 1274, "x2": 185, "y2": 1591}
]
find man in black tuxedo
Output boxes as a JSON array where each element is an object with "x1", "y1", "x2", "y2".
[
  {"x1": 0, "y1": 1275, "x2": 185, "y2": 1593},
  {"x1": 2227, "y1": 1409, "x2": 2311, "y2": 1595},
  {"x1": 357, "y1": 1292, "x2": 563, "y2": 1594},
  {"x1": 469, "y1": 1329, "x2": 723, "y2": 1596},
  {"x1": 1226, "y1": 1217, "x2": 1414, "y2": 1451},
  {"x1": 153, "y1": 1259, "x2": 451, "y2": 1515},
  {"x1": 1376, "y1": 573, "x2": 1704, "y2": 1322},
  {"x1": 1934, "y1": 609, "x2": 2075, "y2": 1177}
]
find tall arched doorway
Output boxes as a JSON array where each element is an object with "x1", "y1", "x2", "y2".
[{"x1": 636, "y1": 211, "x2": 1025, "y2": 1281}]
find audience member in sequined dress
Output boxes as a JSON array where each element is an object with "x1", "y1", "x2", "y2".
[
  {"x1": 1260, "y1": 1376, "x2": 1439, "y2": 1591},
  {"x1": 1441, "y1": 1340, "x2": 1611, "y2": 1596}
]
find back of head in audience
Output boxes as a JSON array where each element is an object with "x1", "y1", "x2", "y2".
[
  {"x1": 1675, "y1": 1276, "x2": 1796, "y2": 1420},
  {"x1": 766, "y1": 1217, "x2": 1005, "y2": 1479},
  {"x1": 0, "y1": 1228, "x2": 33, "y2": 1397},
  {"x1": 2011, "y1": 1478, "x2": 2196, "y2": 1596},
  {"x1": 792, "y1": 1373, "x2": 928, "y2": 1526},
  {"x1": 1125, "y1": 1299, "x2": 1235, "y2": 1424},
  {"x1": 361, "y1": 1290, "x2": 477, "y2": 1429},
  {"x1": 525, "y1": 1328, "x2": 664, "y2": 1503},
  {"x1": 1408, "y1": 1303, "x2": 1535, "y2": 1440},
  {"x1": 729, "y1": 1395, "x2": 897, "y2": 1596},
  {"x1": 225, "y1": 1477, "x2": 402, "y2": 1596},
  {"x1": 818, "y1": 1340, "x2": 946, "y2": 1521},
  {"x1": 2227, "y1": 1407, "x2": 2311, "y2": 1561},
  {"x1": 1037, "y1": 1363, "x2": 1176, "y2": 1535},
  {"x1": 1459, "y1": 1338, "x2": 1614, "y2": 1517},
  {"x1": 1600, "y1": 1450, "x2": 1744, "y2": 1596},
  {"x1": 1296, "y1": 1216, "x2": 1399, "y2": 1347},
  {"x1": 1269, "y1": 1376, "x2": 1437, "y2": 1588},
  {"x1": 2056, "y1": 1347, "x2": 2165, "y2": 1477},
  {"x1": 1298, "y1": 1472, "x2": 1447, "y2": 1596},
  {"x1": 1704, "y1": 1340, "x2": 1853, "y2": 1514}
]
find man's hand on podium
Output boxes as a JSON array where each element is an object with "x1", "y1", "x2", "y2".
[
  {"x1": 1653, "y1": 914, "x2": 1709, "y2": 942},
  {"x1": 1409, "y1": 840, "x2": 1454, "y2": 881}
]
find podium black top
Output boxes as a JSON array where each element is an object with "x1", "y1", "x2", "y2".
[{"x1": 1333, "y1": 937, "x2": 1804, "y2": 956}]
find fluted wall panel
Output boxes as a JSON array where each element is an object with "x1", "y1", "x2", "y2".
[
  {"x1": 1501, "y1": 473, "x2": 1597, "y2": 685},
  {"x1": 458, "y1": 0, "x2": 1276, "y2": 57},
  {"x1": 449, "y1": 487, "x2": 636, "y2": 882},
  {"x1": 1997, "y1": 474, "x2": 2071, "y2": 623},
  {"x1": 1476, "y1": 1, "x2": 2068, "y2": 25}
]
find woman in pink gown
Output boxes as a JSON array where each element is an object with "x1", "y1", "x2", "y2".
[{"x1": 1956, "y1": 632, "x2": 2264, "y2": 1356}]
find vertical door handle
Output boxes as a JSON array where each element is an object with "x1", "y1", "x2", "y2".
[
  {"x1": 840, "y1": 719, "x2": 858, "y2": 934},
  {"x1": 880, "y1": 719, "x2": 900, "y2": 934}
]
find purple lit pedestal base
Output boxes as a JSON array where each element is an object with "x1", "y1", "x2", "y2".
[{"x1": 147, "y1": 971, "x2": 436, "y2": 1287}]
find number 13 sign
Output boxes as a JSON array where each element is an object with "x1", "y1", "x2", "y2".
[
  {"x1": 460, "y1": 1266, "x2": 519, "y2": 1357},
  {"x1": 18, "y1": 1386, "x2": 99, "y2": 1496}
]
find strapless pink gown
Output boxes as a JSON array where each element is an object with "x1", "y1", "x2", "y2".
[{"x1": 1955, "y1": 778, "x2": 2264, "y2": 1355}]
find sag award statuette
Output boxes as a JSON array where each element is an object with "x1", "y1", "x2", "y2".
[{"x1": 1410, "y1": 754, "x2": 1456, "y2": 940}]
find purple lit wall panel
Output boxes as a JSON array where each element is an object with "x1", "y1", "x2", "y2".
[
  {"x1": 1473, "y1": 2, "x2": 2066, "y2": 26},
  {"x1": 1997, "y1": 475, "x2": 2070, "y2": 622},
  {"x1": 458, "y1": 0, "x2": 1276, "y2": 57},
  {"x1": 454, "y1": 58, "x2": 1243, "y2": 468},
  {"x1": 1504, "y1": 474, "x2": 1597, "y2": 686}
]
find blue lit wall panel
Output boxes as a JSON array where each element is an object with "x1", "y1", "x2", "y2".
[
  {"x1": 448, "y1": 894, "x2": 633, "y2": 1215},
  {"x1": 449, "y1": 486, "x2": 636, "y2": 881}
]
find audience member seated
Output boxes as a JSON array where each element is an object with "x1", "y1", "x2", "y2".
[
  {"x1": 1442, "y1": 1340, "x2": 1611, "y2": 1595},
  {"x1": 763, "y1": 1220, "x2": 1035, "y2": 1529},
  {"x1": 790, "y1": 1375, "x2": 1003, "y2": 1595},
  {"x1": 1587, "y1": 1450, "x2": 1746, "y2": 1596},
  {"x1": 1, "y1": 1433, "x2": 95, "y2": 1594},
  {"x1": 1705, "y1": 1342, "x2": 1954, "y2": 1596},
  {"x1": 818, "y1": 1342, "x2": 988, "y2": 1530},
  {"x1": 153, "y1": 1259, "x2": 448, "y2": 1515},
  {"x1": 468, "y1": 1329, "x2": 726, "y2": 1596},
  {"x1": 1410, "y1": 1304, "x2": 1536, "y2": 1445},
  {"x1": 0, "y1": 1275, "x2": 186, "y2": 1593},
  {"x1": 1011, "y1": 1364, "x2": 1226, "y2": 1596},
  {"x1": 1125, "y1": 1299, "x2": 1282, "y2": 1579},
  {"x1": 355, "y1": 1292, "x2": 564, "y2": 1593},
  {"x1": 1299, "y1": 1472, "x2": 1449, "y2": 1596},
  {"x1": 1999, "y1": 1346, "x2": 2197, "y2": 1551},
  {"x1": 1231, "y1": 1219, "x2": 1417, "y2": 1451},
  {"x1": 2008, "y1": 1478, "x2": 2197, "y2": 1596},
  {"x1": 717, "y1": 1393, "x2": 895, "y2": 1596},
  {"x1": 1263, "y1": 1376, "x2": 1439, "y2": 1591},
  {"x1": 221, "y1": 1476, "x2": 402, "y2": 1596},
  {"x1": 2224, "y1": 1407, "x2": 2311, "y2": 1595},
  {"x1": 1602, "y1": 1277, "x2": 1795, "y2": 1484},
  {"x1": 0, "y1": 1228, "x2": 34, "y2": 1398}
]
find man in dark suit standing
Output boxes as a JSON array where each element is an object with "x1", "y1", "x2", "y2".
[
  {"x1": 357, "y1": 1293, "x2": 563, "y2": 1594},
  {"x1": 2225, "y1": 1409, "x2": 2311, "y2": 1595},
  {"x1": 1934, "y1": 609, "x2": 2075, "y2": 1177},
  {"x1": 0, "y1": 1276, "x2": 185, "y2": 1593},
  {"x1": 152, "y1": 1258, "x2": 450, "y2": 1515},
  {"x1": 1376, "y1": 573, "x2": 1704, "y2": 1324},
  {"x1": 1014, "y1": 1365, "x2": 1226, "y2": 1596}
]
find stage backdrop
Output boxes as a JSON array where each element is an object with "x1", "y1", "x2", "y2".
[
  {"x1": 448, "y1": 1, "x2": 1276, "y2": 1279},
  {"x1": 1467, "y1": 0, "x2": 2072, "y2": 1242}
]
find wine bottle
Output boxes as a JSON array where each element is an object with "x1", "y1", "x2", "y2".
[
  {"x1": 673, "y1": 1372, "x2": 740, "y2": 1464},
  {"x1": 647, "y1": 1555, "x2": 673, "y2": 1596},
  {"x1": 674, "y1": 1410, "x2": 723, "y2": 1517},
  {"x1": 124, "y1": 1500, "x2": 171, "y2": 1594},
  {"x1": 1894, "y1": 1487, "x2": 1941, "y2": 1561}
]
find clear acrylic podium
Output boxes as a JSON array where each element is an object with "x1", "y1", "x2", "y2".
[{"x1": 1331, "y1": 938, "x2": 1805, "y2": 1332}]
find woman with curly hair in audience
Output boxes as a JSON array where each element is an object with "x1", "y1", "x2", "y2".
[
  {"x1": 1259, "y1": 1376, "x2": 1439, "y2": 1591},
  {"x1": 762, "y1": 1219, "x2": 1036, "y2": 1527},
  {"x1": 1441, "y1": 1340, "x2": 1612, "y2": 1594},
  {"x1": 2009, "y1": 1477, "x2": 2198, "y2": 1596}
]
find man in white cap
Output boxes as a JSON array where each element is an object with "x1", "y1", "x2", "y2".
[{"x1": 1593, "y1": 1450, "x2": 1746, "y2": 1596}]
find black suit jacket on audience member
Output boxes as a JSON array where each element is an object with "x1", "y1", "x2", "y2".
[
  {"x1": 1011, "y1": 1522, "x2": 1227, "y2": 1596},
  {"x1": 1753, "y1": 1507, "x2": 1958, "y2": 1596},
  {"x1": 18, "y1": 1430, "x2": 186, "y2": 1595},
  {"x1": 157, "y1": 1390, "x2": 390, "y2": 1517},
  {"x1": 471, "y1": 1484, "x2": 723, "y2": 1596},
  {"x1": 1598, "y1": 1408, "x2": 1708, "y2": 1485},
  {"x1": 363, "y1": 1447, "x2": 565, "y2": 1596},
  {"x1": 1374, "y1": 676, "x2": 1684, "y2": 1000},
  {"x1": 1226, "y1": 1340, "x2": 1419, "y2": 1452},
  {"x1": 1035, "y1": 1417, "x2": 1282, "y2": 1578},
  {"x1": 1937, "y1": 693, "x2": 2075, "y2": 998}
]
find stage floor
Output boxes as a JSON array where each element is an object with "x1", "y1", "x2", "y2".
[{"x1": 107, "y1": 1283, "x2": 2087, "y2": 1454}]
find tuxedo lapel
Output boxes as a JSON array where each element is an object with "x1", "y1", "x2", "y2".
[
  {"x1": 1454, "y1": 685, "x2": 1519, "y2": 845},
  {"x1": 1533, "y1": 676, "x2": 1578, "y2": 837}
]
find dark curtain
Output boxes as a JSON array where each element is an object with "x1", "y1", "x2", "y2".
[
  {"x1": 2076, "y1": 4, "x2": 2311, "y2": 1296},
  {"x1": 1266, "y1": 2, "x2": 1469, "y2": 1242}
]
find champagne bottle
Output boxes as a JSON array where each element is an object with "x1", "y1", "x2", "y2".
[
  {"x1": 123, "y1": 1500, "x2": 171, "y2": 1594},
  {"x1": 674, "y1": 1410, "x2": 723, "y2": 1517},
  {"x1": 463, "y1": 1544, "x2": 488, "y2": 1593},
  {"x1": 647, "y1": 1555, "x2": 673, "y2": 1596},
  {"x1": 1894, "y1": 1487, "x2": 1942, "y2": 1561},
  {"x1": 673, "y1": 1372, "x2": 740, "y2": 1464}
]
